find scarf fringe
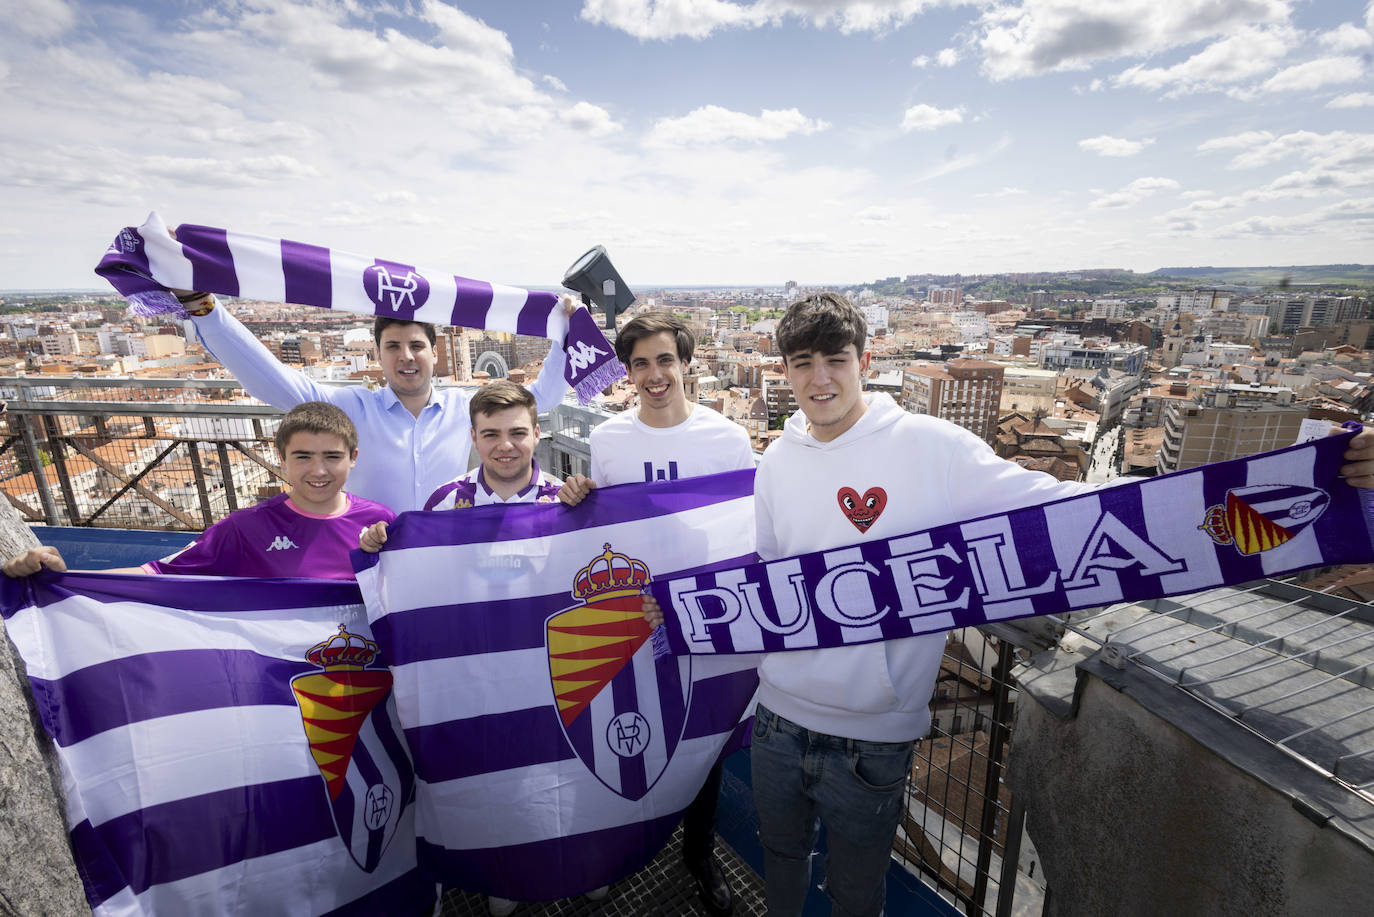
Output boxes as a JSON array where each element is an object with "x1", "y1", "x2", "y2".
[
  {"x1": 126, "y1": 290, "x2": 189, "y2": 319},
  {"x1": 573, "y1": 358, "x2": 627, "y2": 404}
]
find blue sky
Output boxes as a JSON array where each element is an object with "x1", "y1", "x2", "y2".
[{"x1": 2, "y1": 0, "x2": 1372, "y2": 289}]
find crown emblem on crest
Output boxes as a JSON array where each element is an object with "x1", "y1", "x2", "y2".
[
  {"x1": 573, "y1": 543, "x2": 651, "y2": 601},
  {"x1": 306, "y1": 624, "x2": 380, "y2": 669},
  {"x1": 1199, "y1": 504, "x2": 1233, "y2": 545}
]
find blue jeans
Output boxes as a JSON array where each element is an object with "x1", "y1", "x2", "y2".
[{"x1": 750, "y1": 704, "x2": 914, "y2": 917}]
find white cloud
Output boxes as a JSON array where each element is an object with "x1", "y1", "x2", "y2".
[
  {"x1": 646, "y1": 105, "x2": 828, "y2": 146},
  {"x1": 1260, "y1": 56, "x2": 1365, "y2": 92},
  {"x1": 1328, "y1": 92, "x2": 1374, "y2": 108},
  {"x1": 912, "y1": 54, "x2": 931, "y2": 67},
  {"x1": 1215, "y1": 196, "x2": 1374, "y2": 237},
  {"x1": 856, "y1": 205, "x2": 894, "y2": 222},
  {"x1": 976, "y1": 0, "x2": 1293, "y2": 81},
  {"x1": 8, "y1": 0, "x2": 76, "y2": 40},
  {"x1": 900, "y1": 103, "x2": 964, "y2": 131},
  {"x1": 1112, "y1": 25, "x2": 1296, "y2": 95},
  {"x1": 543, "y1": 74, "x2": 568, "y2": 91},
  {"x1": 936, "y1": 47, "x2": 960, "y2": 66},
  {"x1": 561, "y1": 101, "x2": 623, "y2": 137},
  {"x1": 1197, "y1": 130, "x2": 1274, "y2": 153},
  {"x1": 1200, "y1": 129, "x2": 1374, "y2": 171},
  {"x1": 579, "y1": 0, "x2": 940, "y2": 40},
  {"x1": 183, "y1": 121, "x2": 316, "y2": 147},
  {"x1": 1078, "y1": 135, "x2": 1154, "y2": 157},
  {"x1": 1090, "y1": 176, "x2": 1180, "y2": 209},
  {"x1": 975, "y1": 186, "x2": 1028, "y2": 197},
  {"x1": 580, "y1": 0, "x2": 761, "y2": 39},
  {"x1": 374, "y1": 191, "x2": 418, "y2": 205},
  {"x1": 1319, "y1": 22, "x2": 1372, "y2": 51}
]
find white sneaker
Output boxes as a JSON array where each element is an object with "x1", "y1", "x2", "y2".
[
  {"x1": 585, "y1": 885, "x2": 610, "y2": 900},
  {"x1": 487, "y1": 896, "x2": 519, "y2": 917}
]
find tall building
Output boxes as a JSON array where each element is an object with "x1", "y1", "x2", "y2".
[
  {"x1": 1156, "y1": 386, "x2": 1305, "y2": 474},
  {"x1": 901, "y1": 358, "x2": 1005, "y2": 442}
]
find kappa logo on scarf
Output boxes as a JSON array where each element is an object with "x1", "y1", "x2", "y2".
[
  {"x1": 363, "y1": 258, "x2": 430, "y2": 316},
  {"x1": 547, "y1": 544, "x2": 690, "y2": 801},
  {"x1": 1200, "y1": 484, "x2": 1330, "y2": 555},
  {"x1": 837, "y1": 486, "x2": 887, "y2": 533},
  {"x1": 291, "y1": 624, "x2": 413, "y2": 872}
]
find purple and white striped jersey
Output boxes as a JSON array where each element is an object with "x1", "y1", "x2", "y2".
[
  {"x1": 424, "y1": 459, "x2": 563, "y2": 511},
  {"x1": 143, "y1": 493, "x2": 394, "y2": 580}
]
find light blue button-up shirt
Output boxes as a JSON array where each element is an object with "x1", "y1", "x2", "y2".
[{"x1": 192, "y1": 305, "x2": 568, "y2": 512}]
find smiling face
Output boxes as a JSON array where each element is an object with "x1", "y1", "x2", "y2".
[
  {"x1": 783, "y1": 344, "x2": 871, "y2": 442},
  {"x1": 378, "y1": 323, "x2": 436, "y2": 409},
  {"x1": 472, "y1": 404, "x2": 538, "y2": 495},
  {"x1": 627, "y1": 330, "x2": 691, "y2": 427},
  {"x1": 281, "y1": 430, "x2": 357, "y2": 515}
]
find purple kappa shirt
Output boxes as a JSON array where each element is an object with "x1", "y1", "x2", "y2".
[
  {"x1": 143, "y1": 493, "x2": 395, "y2": 580},
  {"x1": 424, "y1": 459, "x2": 563, "y2": 511}
]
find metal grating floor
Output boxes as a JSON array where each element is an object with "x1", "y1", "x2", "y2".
[{"x1": 438, "y1": 825, "x2": 766, "y2": 917}]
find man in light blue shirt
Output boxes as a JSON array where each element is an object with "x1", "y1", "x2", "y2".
[{"x1": 186, "y1": 294, "x2": 573, "y2": 512}]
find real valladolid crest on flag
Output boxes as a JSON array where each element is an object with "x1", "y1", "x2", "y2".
[
  {"x1": 0, "y1": 574, "x2": 431, "y2": 916},
  {"x1": 92, "y1": 212, "x2": 624, "y2": 403},
  {"x1": 550, "y1": 544, "x2": 690, "y2": 801},
  {"x1": 355, "y1": 471, "x2": 761, "y2": 901},
  {"x1": 651, "y1": 426, "x2": 1374, "y2": 656}
]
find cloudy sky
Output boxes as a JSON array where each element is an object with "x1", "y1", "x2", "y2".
[{"x1": 2, "y1": 0, "x2": 1373, "y2": 289}]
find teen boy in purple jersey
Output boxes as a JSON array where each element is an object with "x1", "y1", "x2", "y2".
[{"x1": 3, "y1": 402, "x2": 392, "y2": 581}]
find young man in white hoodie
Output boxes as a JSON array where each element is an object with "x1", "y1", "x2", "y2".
[
  {"x1": 749, "y1": 292, "x2": 1100, "y2": 915},
  {"x1": 748, "y1": 293, "x2": 1374, "y2": 916}
]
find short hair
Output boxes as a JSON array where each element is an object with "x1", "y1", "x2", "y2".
[
  {"x1": 775, "y1": 292, "x2": 867, "y2": 360},
  {"x1": 614, "y1": 312, "x2": 695, "y2": 366},
  {"x1": 373, "y1": 316, "x2": 437, "y2": 346},
  {"x1": 275, "y1": 401, "x2": 358, "y2": 455},
  {"x1": 469, "y1": 379, "x2": 538, "y2": 427}
]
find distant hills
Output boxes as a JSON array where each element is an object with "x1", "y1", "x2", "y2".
[{"x1": 1148, "y1": 265, "x2": 1374, "y2": 287}]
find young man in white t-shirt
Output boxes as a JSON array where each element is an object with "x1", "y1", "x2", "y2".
[{"x1": 559, "y1": 312, "x2": 753, "y2": 917}]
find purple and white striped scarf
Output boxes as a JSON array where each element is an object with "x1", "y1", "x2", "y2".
[
  {"x1": 653, "y1": 425, "x2": 1374, "y2": 655},
  {"x1": 94, "y1": 212, "x2": 624, "y2": 403}
]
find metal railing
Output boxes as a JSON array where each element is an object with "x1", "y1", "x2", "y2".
[
  {"x1": 896, "y1": 627, "x2": 1045, "y2": 917},
  {"x1": 0, "y1": 376, "x2": 298, "y2": 531}
]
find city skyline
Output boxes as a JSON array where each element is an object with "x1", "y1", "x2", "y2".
[{"x1": 3, "y1": 0, "x2": 1373, "y2": 290}]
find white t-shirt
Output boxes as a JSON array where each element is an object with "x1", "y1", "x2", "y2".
[{"x1": 590, "y1": 404, "x2": 755, "y2": 486}]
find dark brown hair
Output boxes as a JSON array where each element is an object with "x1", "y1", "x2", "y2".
[
  {"x1": 614, "y1": 312, "x2": 695, "y2": 366},
  {"x1": 469, "y1": 379, "x2": 538, "y2": 427},
  {"x1": 776, "y1": 292, "x2": 867, "y2": 361},
  {"x1": 275, "y1": 401, "x2": 358, "y2": 455},
  {"x1": 372, "y1": 316, "x2": 437, "y2": 346}
]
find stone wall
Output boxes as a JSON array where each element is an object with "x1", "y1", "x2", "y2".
[
  {"x1": 1010, "y1": 648, "x2": 1374, "y2": 917},
  {"x1": 0, "y1": 504, "x2": 87, "y2": 915}
]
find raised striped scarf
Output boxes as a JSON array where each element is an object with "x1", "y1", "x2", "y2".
[
  {"x1": 95, "y1": 212, "x2": 624, "y2": 403},
  {"x1": 653, "y1": 425, "x2": 1374, "y2": 655}
]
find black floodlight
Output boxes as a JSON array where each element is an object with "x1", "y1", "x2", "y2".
[{"x1": 562, "y1": 245, "x2": 635, "y2": 324}]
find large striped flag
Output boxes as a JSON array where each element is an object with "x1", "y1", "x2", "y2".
[
  {"x1": 0, "y1": 574, "x2": 433, "y2": 916},
  {"x1": 355, "y1": 469, "x2": 760, "y2": 901}
]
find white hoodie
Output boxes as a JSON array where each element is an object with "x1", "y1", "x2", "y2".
[{"x1": 754, "y1": 393, "x2": 1094, "y2": 742}]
